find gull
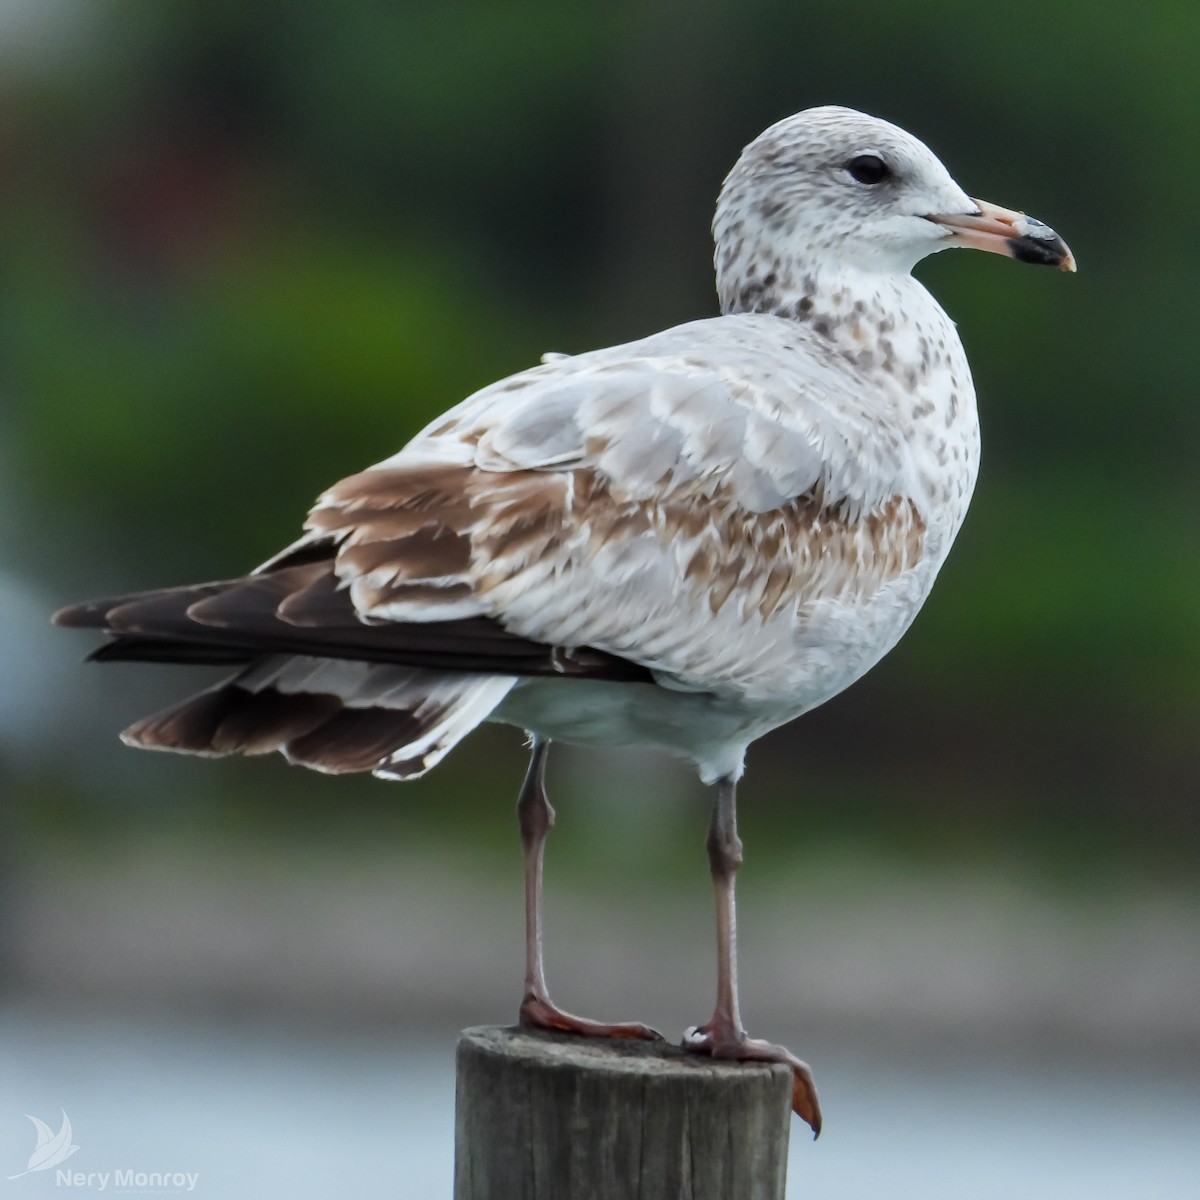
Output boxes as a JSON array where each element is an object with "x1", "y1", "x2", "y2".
[{"x1": 54, "y1": 106, "x2": 1074, "y2": 1134}]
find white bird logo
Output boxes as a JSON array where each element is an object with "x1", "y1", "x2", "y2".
[{"x1": 7, "y1": 1109, "x2": 80, "y2": 1178}]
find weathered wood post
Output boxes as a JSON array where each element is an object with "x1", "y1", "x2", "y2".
[{"x1": 454, "y1": 1026, "x2": 792, "y2": 1200}]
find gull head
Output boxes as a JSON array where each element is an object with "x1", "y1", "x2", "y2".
[{"x1": 715, "y1": 105, "x2": 1074, "y2": 310}]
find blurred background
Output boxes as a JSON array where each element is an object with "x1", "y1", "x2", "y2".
[{"x1": 1, "y1": 1, "x2": 1197, "y2": 1196}]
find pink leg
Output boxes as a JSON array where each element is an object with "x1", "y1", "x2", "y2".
[
  {"x1": 516, "y1": 737, "x2": 661, "y2": 1041},
  {"x1": 681, "y1": 776, "x2": 823, "y2": 1135}
]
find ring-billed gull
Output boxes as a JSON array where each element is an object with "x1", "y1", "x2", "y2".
[{"x1": 55, "y1": 106, "x2": 1075, "y2": 1134}]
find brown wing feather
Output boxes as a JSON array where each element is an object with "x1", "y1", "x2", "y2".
[{"x1": 310, "y1": 460, "x2": 927, "y2": 636}]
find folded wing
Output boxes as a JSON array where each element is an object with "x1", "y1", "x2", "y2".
[{"x1": 57, "y1": 314, "x2": 928, "y2": 772}]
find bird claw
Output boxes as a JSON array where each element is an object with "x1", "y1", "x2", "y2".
[
  {"x1": 682, "y1": 1022, "x2": 822, "y2": 1136},
  {"x1": 519, "y1": 992, "x2": 664, "y2": 1041}
]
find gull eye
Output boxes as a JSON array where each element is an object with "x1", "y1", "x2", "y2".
[{"x1": 846, "y1": 154, "x2": 890, "y2": 185}]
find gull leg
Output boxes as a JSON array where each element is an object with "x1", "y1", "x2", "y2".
[
  {"x1": 682, "y1": 776, "x2": 823, "y2": 1135},
  {"x1": 516, "y1": 736, "x2": 661, "y2": 1040}
]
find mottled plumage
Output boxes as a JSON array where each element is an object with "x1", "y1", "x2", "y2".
[{"x1": 55, "y1": 107, "x2": 1074, "y2": 1131}]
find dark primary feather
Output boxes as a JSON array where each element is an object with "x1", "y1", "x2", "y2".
[
  {"x1": 54, "y1": 512, "x2": 655, "y2": 780},
  {"x1": 53, "y1": 557, "x2": 653, "y2": 684}
]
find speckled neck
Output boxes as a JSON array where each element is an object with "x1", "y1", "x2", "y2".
[{"x1": 724, "y1": 256, "x2": 956, "y2": 395}]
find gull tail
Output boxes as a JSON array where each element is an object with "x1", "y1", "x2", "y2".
[
  {"x1": 53, "y1": 550, "x2": 648, "y2": 778},
  {"x1": 122, "y1": 657, "x2": 516, "y2": 780}
]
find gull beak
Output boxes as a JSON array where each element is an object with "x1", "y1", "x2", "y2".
[{"x1": 928, "y1": 198, "x2": 1076, "y2": 272}]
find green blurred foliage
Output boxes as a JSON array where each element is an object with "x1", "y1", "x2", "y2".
[{"x1": 2, "y1": 0, "x2": 1196, "y2": 870}]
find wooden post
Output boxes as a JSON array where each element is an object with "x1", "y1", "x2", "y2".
[{"x1": 454, "y1": 1025, "x2": 792, "y2": 1200}]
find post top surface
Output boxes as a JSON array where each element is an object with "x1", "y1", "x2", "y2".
[{"x1": 459, "y1": 1025, "x2": 792, "y2": 1085}]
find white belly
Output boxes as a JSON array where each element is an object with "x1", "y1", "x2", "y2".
[
  {"x1": 492, "y1": 550, "x2": 941, "y2": 784},
  {"x1": 493, "y1": 676, "x2": 785, "y2": 783}
]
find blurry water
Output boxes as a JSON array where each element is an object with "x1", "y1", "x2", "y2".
[
  {"x1": 1, "y1": 1007, "x2": 1196, "y2": 1198},
  {"x1": 0, "y1": 1008, "x2": 455, "y2": 1198},
  {"x1": 800, "y1": 1043, "x2": 1199, "y2": 1200}
]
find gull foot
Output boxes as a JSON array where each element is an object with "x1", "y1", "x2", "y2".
[
  {"x1": 682, "y1": 1022, "x2": 822, "y2": 1136},
  {"x1": 519, "y1": 992, "x2": 663, "y2": 1041}
]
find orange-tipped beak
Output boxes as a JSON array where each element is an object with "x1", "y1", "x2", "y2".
[{"x1": 928, "y1": 198, "x2": 1076, "y2": 272}]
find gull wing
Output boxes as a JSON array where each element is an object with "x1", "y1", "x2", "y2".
[{"x1": 305, "y1": 313, "x2": 928, "y2": 693}]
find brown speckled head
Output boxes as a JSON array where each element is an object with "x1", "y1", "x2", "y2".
[
  {"x1": 713, "y1": 105, "x2": 1073, "y2": 316},
  {"x1": 714, "y1": 107, "x2": 977, "y2": 311}
]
